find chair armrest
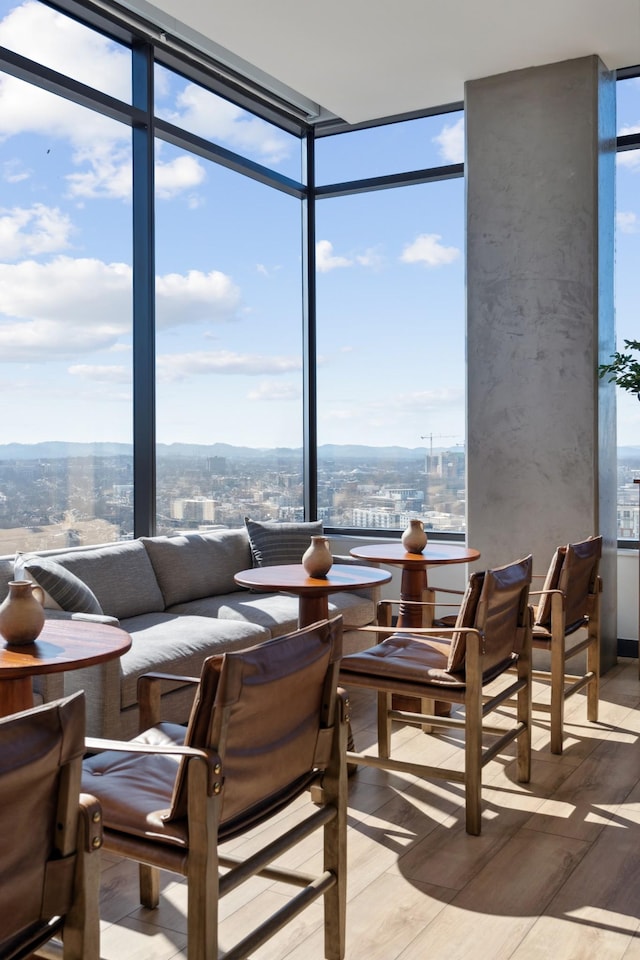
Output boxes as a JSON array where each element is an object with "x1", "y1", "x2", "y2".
[
  {"x1": 78, "y1": 793, "x2": 103, "y2": 853},
  {"x1": 354, "y1": 624, "x2": 482, "y2": 639},
  {"x1": 529, "y1": 588, "x2": 564, "y2": 599},
  {"x1": 86, "y1": 736, "x2": 210, "y2": 758},
  {"x1": 137, "y1": 671, "x2": 200, "y2": 730}
]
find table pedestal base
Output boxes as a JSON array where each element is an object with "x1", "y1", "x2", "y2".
[{"x1": 0, "y1": 677, "x2": 33, "y2": 718}]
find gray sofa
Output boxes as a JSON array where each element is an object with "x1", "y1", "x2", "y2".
[{"x1": 0, "y1": 525, "x2": 379, "y2": 738}]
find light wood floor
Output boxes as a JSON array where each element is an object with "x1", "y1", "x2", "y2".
[{"x1": 96, "y1": 656, "x2": 640, "y2": 960}]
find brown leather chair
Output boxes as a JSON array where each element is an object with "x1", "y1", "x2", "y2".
[
  {"x1": 340, "y1": 556, "x2": 533, "y2": 836},
  {"x1": 529, "y1": 535, "x2": 602, "y2": 754},
  {"x1": 82, "y1": 616, "x2": 347, "y2": 960},
  {"x1": 0, "y1": 692, "x2": 103, "y2": 960}
]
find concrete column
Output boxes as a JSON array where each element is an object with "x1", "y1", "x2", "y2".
[{"x1": 465, "y1": 56, "x2": 617, "y2": 668}]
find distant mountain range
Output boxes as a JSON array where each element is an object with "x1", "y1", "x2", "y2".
[
  {"x1": 0, "y1": 441, "x2": 637, "y2": 461},
  {"x1": 0, "y1": 441, "x2": 441, "y2": 461}
]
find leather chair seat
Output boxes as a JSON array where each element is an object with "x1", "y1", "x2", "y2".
[
  {"x1": 342, "y1": 635, "x2": 465, "y2": 687},
  {"x1": 84, "y1": 722, "x2": 187, "y2": 846}
]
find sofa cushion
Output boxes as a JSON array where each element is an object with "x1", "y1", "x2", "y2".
[
  {"x1": 244, "y1": 518, "x2": 323, "y2": 567},
  {"x1": 51, "y1": 540, "x2": 165, "y2": 620},
  {"x1": 168, "y1": 591, "x2": 300, "y2": 637},
  {"x1": 117, "y1": 613, "x2": 270, "y2": 709},
  {"x1": 168, "y1": 588, "x2": 375, "y2": 636},
  {"x1": 22, "y1": 555, "x2": 103, "y2": 614},
  {"x1": 142, "y1": 529, "x2": 252, "y2": 607}
]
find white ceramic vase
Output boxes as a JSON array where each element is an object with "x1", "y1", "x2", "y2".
[
  {"x1": 401, "y1": 519, "x2": 428, "y2": 554},
  {"x1": 302, "y1": 536, "x2": 333, "y2": 578}
]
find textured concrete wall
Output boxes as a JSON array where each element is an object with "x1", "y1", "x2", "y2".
[{"x1": 465, "y1": 56, "x2": 617, "y2": 668}]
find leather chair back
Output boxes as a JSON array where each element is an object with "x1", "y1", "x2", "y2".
[
  {"x1": 0, "y1": 693, "x2": 87, "y2": 958},
  {"x1": 534, "y1": 536, "x2": 602, "y2": 632},
  {"x1": 167, "y1": 617, "x2": 343, "y2": 835},
  {"x1": 447, "y1": 555, "x2": 532, "y2": 676}
]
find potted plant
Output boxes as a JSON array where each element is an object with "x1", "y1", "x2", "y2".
[{"x1": 599, "y1": 339, "x2": 640, "y2": 397}]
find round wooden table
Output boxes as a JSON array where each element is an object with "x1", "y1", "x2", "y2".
[
  {"x1": 0, "y1": 618, "x2": 132, "y2": 718},
  {"x1": 234, "y1": 563, "x2": 392, "y2": 627},
  {"x1": 349, "y1": 542, "x2": 481, "y2": 628}
]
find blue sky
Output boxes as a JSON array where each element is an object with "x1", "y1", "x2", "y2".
[{"x1": 0, "y1": 0, "x2": 637, "y2": 451}]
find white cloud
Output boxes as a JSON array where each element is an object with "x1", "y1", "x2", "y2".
[
  {"x1": 157, "y1": 78, "x2": 292, "y2": 166},
  {"x1": 617, "y1": 150, "x2": 640, "y2": 171},
  {"x1": 247, "y1": 380, "x2": 301, "y2": 401},
  {"x1": 617, "y1": 211, "x2": 638, "y2": 234},
  {"x1": 155, "y1": 269, "x2": 241, "y2": 328},
  {"x1": 619, "y1": 123, "x2": 640, "y2": 136},
  {"x1": 0, "y1": 204, "x2": 73, "y2": 259},
  {"x1": 433, "y1": 116, "x2": 464, "y2": 164},
  {"x1": 155, "y1": 155, "x2": 206, "y2": 200},
  {"x1": 0, "y1": 256, "x2": 243, "y2": 360},
  {"x1": 0, "y1": 3, "x2": 205, "y2": 202},
  {"x1": 400, "y1": 233, "x2": 460, "y2": 267},
  {"x1": 156, "y1": 351, "x2": 301, "y2": 383},
  {"x1": 0, "y1": 1, "x2": 131, "y2": 100},
  {"x1": 316, "y1": 240, "x2": 352, "y2": 272},
  {"x1": 355, "y1": 247, "x2": 384, "y2": 269},
  {"x1": 2, "y1": 159, "x2": 29, "y2": 184},
  {"x1": 68, "y1": 364, "x2": 130, "y2": 383}
]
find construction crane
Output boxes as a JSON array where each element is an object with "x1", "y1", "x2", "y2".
[{"x1": 420, "y1": 433, "x2": 461, "y2": 460}]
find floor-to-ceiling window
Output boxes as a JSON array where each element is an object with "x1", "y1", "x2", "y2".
[
  {"x1": 0, "y1": 0, "x2": 467, "y2": 551},
  {"x1": 614, "y1": 72, "x2": 640, "y2": 542},
  {"x1": 153, "y1": 65, "x2": 304, "y2": 533},
  {"x1": 0, "y1": 0, "x2": 133, "y2": 554},
  {"x1": 314, "y1": 112, "x2": 465, "y2": 534},
  {"x1": 1, "y1": 0, "x2": 635, "y2": 554}
]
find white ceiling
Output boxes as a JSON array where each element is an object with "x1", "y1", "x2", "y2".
[{"x1": 127, "y1": 0, "x2": 640, "y2": 124}]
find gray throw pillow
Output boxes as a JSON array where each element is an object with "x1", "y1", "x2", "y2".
[
  {"x1": 244, "y1": 518, "x2": 324, "y2": 567},
  {"x1": 22, "y1": 555, "x2": 104, "y2": 615}
]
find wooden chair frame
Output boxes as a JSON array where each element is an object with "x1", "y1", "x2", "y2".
[
  {"x1": 340, "y1": 562, "x2": 533, "y2": 836},
  {"x1": 83, "y1": 619, "x2": 348, "y2": 960},
  {"x1": 527, "y1": 554, "x2": 602, "y2": 755},
  {"x1": 0, "y1": 693, "x2": 102, "y2": 960}
]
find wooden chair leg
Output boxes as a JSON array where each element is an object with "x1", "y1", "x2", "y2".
[
  {"x1": 140, "y1": 863, "x2": 160, "y2": 909},
  {"x1": 377, "y1": 691, "x2": 392, "y2": 758},
  {"x1": 586, "y1": 625, "x2": 600, "y2": 723},
  {"x1": 464, "y1": 684, "x2": 483, "y2": 836},
  {"x1": 63, "y1": 802, "x2": 101, "y2": 960},
  {"x1": 517, "y1": 644, "x2": 532, "y2": 784},
  {"x1": 420, "y1": 696, "x2": 435, "y2": 734},
  {"x1": 323, "y1": 702, "x2": 347, "y2": 960},
  {"x1": 550, "y1": 629, "x2": 565, "y2": 755},
  {"x1": 187, "y1": 761, "x2": 218, "y2": 960}
]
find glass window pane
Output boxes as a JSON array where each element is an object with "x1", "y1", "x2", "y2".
[
  {"x1": 315, "y1": 111, "x2": 464, "y2": 184},
  {"x1": 617, "y1": 76, "x2": 640, "y2": 137},
  {"x1": 154, "y1": 141, "x2": 303, "y2": 533},
  {"x1": 154, "y1": 63, "x2": 302, "y2": 181},
  {"x1": 316, "y1": 178, "x2": 465, "y2": 534},
  {"x1": 0, "y1": 0, "x2": 132, "y2": 102},
  {"x1": 614, "y1": 137, "x2": 640, "y2": 540},
  {"x1": 0, "y1": 75, "x2": 133, "y2": 554}
]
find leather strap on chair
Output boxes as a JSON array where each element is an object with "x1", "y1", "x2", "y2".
[
  {"x1": 41, "y1": 853, "x2": 77, "y2": 919},
  {"x1": 313, "y1": 726, "x2": 334, "y2": 768}
]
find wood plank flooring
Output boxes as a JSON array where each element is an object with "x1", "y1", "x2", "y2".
[{"x1": 96, "y1": 657, "x2": 640, "y2": 960}]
